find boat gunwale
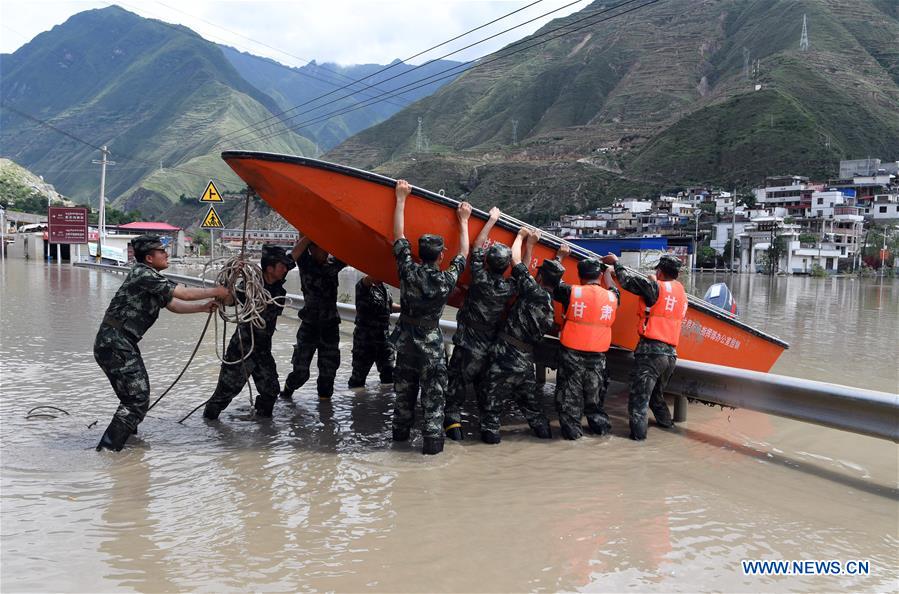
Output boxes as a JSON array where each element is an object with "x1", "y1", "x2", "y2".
[{"x1": 221, "y1": 150, "x2": 789, "y2": 350}]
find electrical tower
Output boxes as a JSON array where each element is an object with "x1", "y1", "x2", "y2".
[
  {"x1": 511, "y1": 119, "x2": 519, "y2": 145},
  {"x1": 416, "y1": 117, "x2": 423, "y2": 151},
  {"x1": 799, "y1": 14, "x2": 809, "y2": 51}
]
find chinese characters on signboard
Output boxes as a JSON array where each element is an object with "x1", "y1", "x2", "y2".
[{"x1": 48, "y1": 207, "x2": 88, "y2": 244}]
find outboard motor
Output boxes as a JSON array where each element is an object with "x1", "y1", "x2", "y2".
[{"x1": 703, "y1": 282, "x2": 738, "y2": 316}]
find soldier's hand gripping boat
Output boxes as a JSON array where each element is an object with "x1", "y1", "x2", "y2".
[{"x1": 222, "y1": 151, "x2": 788, "y2": 372}]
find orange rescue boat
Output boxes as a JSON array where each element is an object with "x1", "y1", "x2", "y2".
[{"x1": 222, "y1": 151, "x2": 788, "y2": 372}]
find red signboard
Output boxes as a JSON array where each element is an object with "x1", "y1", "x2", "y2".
[{"x1": 48, "y1": 207, "x2": 88, "y2": 244}]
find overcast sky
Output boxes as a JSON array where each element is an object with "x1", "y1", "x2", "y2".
[{"x1": 0, "y1": 0, "x2": 589, "y2": 66}]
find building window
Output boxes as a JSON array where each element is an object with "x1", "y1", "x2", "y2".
[
  {"x1": 880, "y1": 206, "x2": 888, "y2": 213},
  {"x1": 817, "y1": 197, "x2": 824, "y2": 205}
]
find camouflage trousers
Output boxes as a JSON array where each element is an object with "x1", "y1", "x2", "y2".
[
  {"x1": 479, "y1": 341, "x2": 549, "y2": 438},
  {"x1": 93, "y1": 326, "x2": 150, "y2": 432},
  {"x1": 444, "y1": 342, "x2": 491, "y2": 429},
  {"x1": 208, "y1": 330, "x2": 280, "y2": 416},
  {"x1": 284, "y1": 320, "x2": 340, "y2": 398},
  {"x1": 628, "y1": 353, "x2": 675, "y2": 440},
  {"x1": 349, "y1": 326, "x2": 395, "y2": 387},
  {"x1": 554, "y1": 347, "x2": 610, "y2": 439},
  {"x1": 393, "y1": 347, "x2": 448, "y2": 439}
]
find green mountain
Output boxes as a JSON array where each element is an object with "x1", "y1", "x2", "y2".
[
  {"x1": 0, "y1": 5, "x2": 315, "y2": 217},
  {"x1": 220, "y1": 46, "x2": 466, "y2": 151},
  {"x1": 327, "y1": 0, "x2": 899, "y2": 221}
]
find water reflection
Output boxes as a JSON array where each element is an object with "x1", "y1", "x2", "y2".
[{"x1": 1, "y1": 261, "x2": 897, "y2": 593}]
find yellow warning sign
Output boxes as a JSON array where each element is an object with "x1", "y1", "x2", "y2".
[
  {"x1": 199, "y1": 180, "x2": 223, "y2": 202},
  {"x1": 201, "y1": 205, "x2": 223, "y2": 228}
]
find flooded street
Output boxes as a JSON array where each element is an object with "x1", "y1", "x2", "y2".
[{"x1": 1, "y1": 259, "x2": 897, "y2": 592}]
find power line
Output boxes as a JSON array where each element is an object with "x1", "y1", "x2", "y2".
[
  {"x1": 213, "y1": 0, "x2": 567, "y2": 147},
  {"x1": 0, "y1": 104, "x2": 240, "y2": 186},
  {"x1": 242, "y1": 0, "x2": 664, "y2": 147},
  {"x1": 220, "y1": 0, "x2": 651, "y2": 148}
]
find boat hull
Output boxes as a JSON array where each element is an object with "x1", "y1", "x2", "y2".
[{"x1": 222, "y1": 152, "x2": 788, "y2": 372}]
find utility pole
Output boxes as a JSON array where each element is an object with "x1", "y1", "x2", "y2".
[
  {"x1": 730, "y1": 188, "x2": 737, "y2": 272},
  {"x1": 91, "y1": 146, "x2": 115, "y2": 262},
  {"x1": 0, "y1": 205, "x2": 5, "y2": 261},
  {"x1": 694, "y1": 208, "x2": 701, "y2": 270},
  {"x1": 881, "y1": 227, "x2": 887, "y2": 278},
  {"x1": 416, "y1": 117, "x2": 423, "y2": 152}
]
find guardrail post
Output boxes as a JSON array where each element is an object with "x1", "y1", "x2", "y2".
[{"x1": 674, "y1": 395, "x2": 688, "y2": 422}]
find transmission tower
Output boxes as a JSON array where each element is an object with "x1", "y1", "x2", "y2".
[
  {"x1": 511, "y1": 119, "x2": 519, "y2": 145},
  {"x1": 799, "y1": 14, "x2": 809, "y2": 51},
  {"x1": 743, "y1": 47, "x2": 751, "y2": 79},
  {"x1": 416, "y1": 117, "x2": 423, "y2": 152}
]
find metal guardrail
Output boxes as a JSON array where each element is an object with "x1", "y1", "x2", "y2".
[{"x1": 75, "y1": 261, "x2": 898, "y2": 442}]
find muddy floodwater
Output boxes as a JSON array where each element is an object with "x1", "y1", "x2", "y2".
[{"x1": 1, "y1": 259, "x2": 897, "y2": 593}]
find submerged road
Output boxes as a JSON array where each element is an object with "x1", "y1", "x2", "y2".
[{"x1": 1, "y1": 260, "x2": 897, "y2": 592}]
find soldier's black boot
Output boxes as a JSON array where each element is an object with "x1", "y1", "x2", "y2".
[
  {"x1": 96, "y1": 418, "x2": 131, "y2": 452},
  {"x1": 203, "y1": 402, "x2": 222, "y2": 420},
  {"x1": 279, "y1": 387, "x2": 294, "y2": 400},
  {"x1": 444, "y1": 423, "x2": 463, "y2": 441},
  {"x1": 422, "y1": 436, "x2": 444, "y2": 455},
  {"x1": 480, "y1": 430, "x2": 501, "y2": 445},
  {"x1": 392, "y1": 426, "x2": 410, "y2": 442},
  {"x1": 532, "y1": 422, "x2": 552, "y2": 439},
  {"x1": 347, "y1": 377, "x2": 365, "y2": 389},
  {"x1": 587, "y1": 418, "x2": 612, "y2": 436},
  {"x1": 560, "y1": 424, "x2": 583, "y2": 440},
  {"x1": 379, "y1": 368, "x2": 394, "y2": 385}
]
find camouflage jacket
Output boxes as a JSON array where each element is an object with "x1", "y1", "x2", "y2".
[
  {"x1": 500, "y1": 263, "x2": 554, "y2": 347},
  {"x1": 392, "y1": 238, "x2": 465, "y2": 355},
  {"x1": 453, "y1": 246, "x2": 516, "y2": 353},
  {"x1": 354, "y1": 278, "x2": 393, "y2": 330},
  {"x1": 98, "y1": 263, "x2": 176, "y2": 343},
  {"x1": 296, "y1": 249, "x2": 346, "y2": 324},
  {"x1": 614, "y1": 263, "x2": 677, "y2": 356}
]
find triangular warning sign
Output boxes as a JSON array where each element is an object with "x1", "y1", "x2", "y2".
[
  {"x1": 199, "y1": 180, "x2": 223, "y2": 202},
  {"x1": 201, "y1": 205, "x2": 223, "y2": 228}
]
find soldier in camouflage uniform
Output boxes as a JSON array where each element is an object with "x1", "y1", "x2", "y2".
[
  {"x1": 603, "y1": 252, "x2": 685, "y2": 440},
  {"x1": 479, "y1": 228, "x2": 563, "y2": 444},
  {"x1": 203, "y1": 245, "x2": 295, "y2": 420},
  {"x1": 391, "y1": 179, "x2": 470, "y2": 455},
  {"x1": 444, "y1": 206, "x2": 513, "y2": 441},
  {"x1": 348, "y1": 275, "x2": 399, "y2": 388},
  {"x1": 551, "y1": 245, "x2": 620, "y2": 440},
  {"x1": 280, "y1": 235, "x2": 347, "y2": 401},
  {"x1": 94, "y1": 235, "x2": 228, "y2": 451}
]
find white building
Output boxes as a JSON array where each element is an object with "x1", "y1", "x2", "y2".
[{"x1": 863, "y1": 194, "x2": 899, "y2": 221}]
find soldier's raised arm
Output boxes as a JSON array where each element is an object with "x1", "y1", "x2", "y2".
[
  {"x1": 291, "y1": 233, "x2": 312, "y2": 262},
  {"x1": 393, "y1": 179, "x2": 412, "y2": 242},
  {"x1": 456, "y1": 201, "x2": 472, "y2": 259},
  {"x1": 524, "y1": 228, "x2": 541, "y2": 271},
  {"x1": 474, "y1": 206, "x2": 501, "y2": 249},
  {"x1": 511, "y1": 228, "x2": 528, "y2": 265}
]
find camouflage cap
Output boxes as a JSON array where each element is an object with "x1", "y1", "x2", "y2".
[
  {"x1": 537, "y1": 257, "x2": 565, "y2": 285},
  {"x1": 418, "y1": 233, "x2": 445, "y2": 261},
  {"x1": 484, "y1": 243, "x2": 511, "y2": 272},
  {"x1": 261, "y1": 244, "x2": 296, "y2": 271},
  {"x1": 131, "y1": 234, "x2": 164, "y2": 254},
  {"x1": 577, "y1": 257, "x2": 604, "y2": 279},
  {"x1": 656, "y1": 254, "x2": 682, "y2": 271}
]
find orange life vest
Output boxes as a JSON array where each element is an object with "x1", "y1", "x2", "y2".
[
  {"x1": 638, "y1": 280, "x2": 687, "y2": 347},
  {"x1": 560, "y1": 284, "x2": 617, "y2": 352}
]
